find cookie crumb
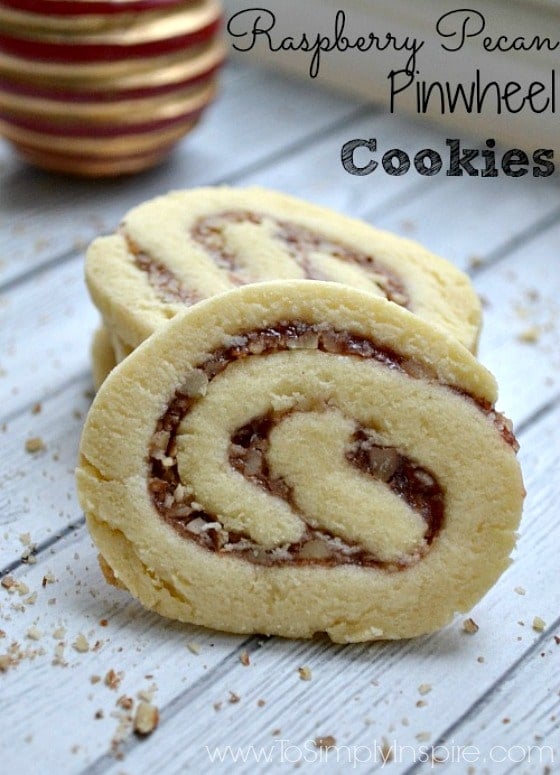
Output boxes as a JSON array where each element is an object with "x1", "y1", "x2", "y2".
[
  {"x1": 298, "y1": 666, "x2": 312, "y2": 681},
  {"x1": 554, "y1": 635, "x2": 560, "y2": 645},
  {"x1": 52, "y1": 643, "x2": 67, "y2": 667},
  {"x1": 0, "y1": 654, "x2": 13, "y2": 671},
  {"x1": 133, "y1": 702, "x2": 159, "y2": 736},
  {"x1": 239, "y1": 650, "x2": 250, "y2": 666},
  {"x1": 257, "y1": 699, "x2": 266, "y2": 707},
  {"x1": 31, "y1": 403, "x2": 42, "y2": 415},
  {"x1": 462, "y1": 618, "x2": 479, "y2": 634},
  {"x1": 468, "y1": 255, "x2": 484, "y2": 269},
  {"x1": 73, "y1": 634, "x2": 89, "y2": 653},
  {"x1": 416, "y1": 731, "x2": 431, "y2": 742},
  {"x1": 314, "y1": 736, "x2": 336, "y2": 750},
  {"x1": 104, "y1": 669, "x2": 123, "y2": 690},
  {"x1": 1, "y1": 576, "x2": 16, "y2": 592},
  {"x1": 186, "y1": 641, "x2": 200, "y2": 655},
  {"x1": 26, "y1": 626, "x2": 42, "y2": 641},
  {"x1": 137, "y1": 685, "x2": 157, "y2": 703},
  {"x1": 90, "y1": 674, "x2": 101, "y2": 684},
  {"x1": 517, "y1": 326, "x2": 541, "y2": 344},
  {"x1": 116, "y1": 695, "x2": 134, "y2": 711},
  {"x1": 514, "y1": 586, "x2": 526, "y2": 595},
  {"x1": 477, "y1": 656, "x2": 485, "y2": 663},
  {"x1": 25, "y1": 437, "x2": 46, "y2": 454},
  {"x1": 228, "y1": 691, "x2": 240, "y2": 704},
  {"x1": 418, "y1": 683, "x2": 432, "y2": 695},
  {"x1": 533, "y1": 617, "x2": 546, "y2": 632}
]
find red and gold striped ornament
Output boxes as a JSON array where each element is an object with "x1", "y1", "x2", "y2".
[{"x1": 0, "y1": 0, "x2": 224, "y2": 175}]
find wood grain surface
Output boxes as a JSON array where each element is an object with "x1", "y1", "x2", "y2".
[{"x1": 0, "y1": 60, "x2": 558, "y2": 775}]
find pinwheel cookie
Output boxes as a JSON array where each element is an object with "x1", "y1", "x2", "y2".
[
  {"x1": 76, "y1": 281, "x2": 524, "y2": 641},
  {"x1": 85, "y1": 186, "x2": 482, "y2": 382}
]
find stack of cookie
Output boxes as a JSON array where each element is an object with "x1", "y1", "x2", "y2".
[
  {"x1": 76, "y1": 186, "x2": 524, "y2": 642},
  {"x1": 0, "y1": 0, "x2": 224, "y2": 176}
]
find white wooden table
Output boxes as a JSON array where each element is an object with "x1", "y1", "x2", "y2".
[{"x1": 1, "y1": 61, "x2": 559, "y2": 775}]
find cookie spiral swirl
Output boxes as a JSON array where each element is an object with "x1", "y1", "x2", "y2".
[{"x1": 77, "y1": 281, "x2": 523, "y2": 641}]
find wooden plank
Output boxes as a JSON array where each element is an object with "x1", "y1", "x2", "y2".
[
  {"x1": 0, "y1": 527, "x2": 252, "y2": 775},
  {"x1": 421, "y1": 648, "x2": 559, "y2": 774},
  {"x1": 0, "y1": 258, "x2": 98, "y2": 421},
  {"x1": 0, "y1": 373, "x2": 91, "y2": 573},
  {"x1": 372, "y1": 174, "x2": 560, "y2": 273},
  {"x1": 407, "y1": 638, "x2": 560, "y2": 773},
  {"x1": 473, "y1": 221, "x2": 560, "y2": 426},
  {"x1": 0, "y1": 62, "x2": 365, "y2": 290}
]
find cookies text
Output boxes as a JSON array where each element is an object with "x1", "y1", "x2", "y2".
[{"x1": 341, "y1": 139, "x2": 555, "y2": 178}]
